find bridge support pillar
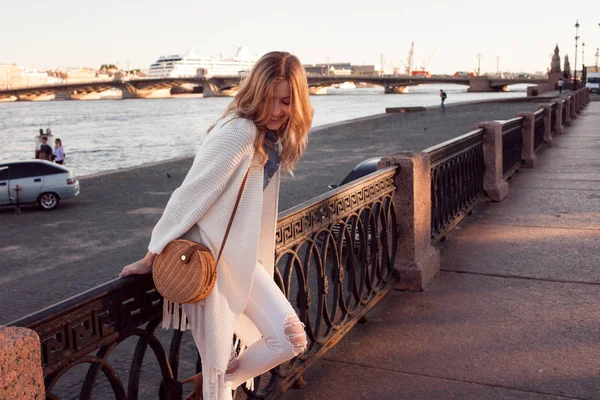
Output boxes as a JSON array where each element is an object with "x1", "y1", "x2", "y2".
[
  {"x1": 308, "y1": 86, "x2": 327, "y2": 95},
  {"x1": 119, "y1": 83, "x2": 171, "y2": 99},
  {"x1": 69, "y1": 90, "x2": 102, "y2": 100},
  {"x1": 378, "y1": 153, "x2": 440, "y2": 291},
  {"x1": 54, "y1": 89, "x2": 70, "y2": 101},
  {"x1": 467, "y1": 76, "x2": 492, "y2": 92},
  {"x1": 552, "y1": 100, "x2": 564, "y2": 134},
  {"x1": 17, "y1": 92, "x2": 55, "y2": 101},
  {"x1": 0, "y1": 326, "x2": 45, "y2": 399},
  {"x1": 0, "y1": 94, "x2": 17, "y2": 102},
  {"x1": 517, "y1": 112, "x2": 538, "y2": 168},
  {"x1": 540, "y1": 104, "x2": 553, "y2": 146},
  {"x1": 384, "y1": 86, "x2": 409, "y2": 94},
  {"x1": 475, "y1": 121, "x2": 509, "y2": 202}
]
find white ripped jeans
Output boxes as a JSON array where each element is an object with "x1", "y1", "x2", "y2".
[{"x1": 209, "y1": 266, "x2": 307, "y2": 399}]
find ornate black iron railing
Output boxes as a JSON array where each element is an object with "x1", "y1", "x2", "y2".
[
  {"x1": 425, "y1": 130, "x2": 485, "y2": 240},
  {"x1": 562, "y1": 99, "x2": 567, "y2": 124},
  {"x1": 533, "y1": 109, "x2": 545, "y2": 150},
  {"x1": 550, "y1": 102, "x2": 557, "y2": 134},
  {"x1": 11, "y1": 167, "x2": 399, "y2": 400},
  {"x1": 502, "y1": 117, "x2": 523, "y2": 179}
]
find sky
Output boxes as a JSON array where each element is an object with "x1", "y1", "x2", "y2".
[{"x1": 1, "y1": 0, "x2": 599, "y2": 74}]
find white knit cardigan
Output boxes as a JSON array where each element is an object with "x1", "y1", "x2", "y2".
[{"x1": 148, "y1": 116, "x2": 280, "y2": 397}]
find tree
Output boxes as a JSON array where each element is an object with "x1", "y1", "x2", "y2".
[{"x1": 99, "y1": 64, "x2": 118, "y2": 71}]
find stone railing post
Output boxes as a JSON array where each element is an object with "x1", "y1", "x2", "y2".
[
  {"x1": 571, "y1": 94, "x2": 578, "y2": 118},
  {"x1": 516, "y1": 112, "x2": 537, "y2": 168},
  {"x1": 564, "y1": 98, "x2": 572, "y2": 126},
  {"x1": 552, "y1": 100, "x2": 564, "y2": 134},
  {"x1": 378, "y1": 153, "x2": 440, "y2": 291},
  {"x1": 474, "y1": 122, "x2": 509, "y2": 201},
  {"x1": 0, "y1": 326, "x2": 44, "y2": 400},
  {"x1": 576, "y1": 90, "x2": 582, "y2": 113},
  {"x1": 584, "y1": 88, "x2": 589, "y2": 105},
  {"x1": 567, "y1": 95, "x2": 575, "y2": 126},
  {"x1": 540, "y1": 104, "x2": 553, "y2": 146}
]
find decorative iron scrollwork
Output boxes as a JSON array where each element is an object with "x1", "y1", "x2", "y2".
[
  {"x1": 502, "y1": 118, "x2": 524, "y2": 179},
  {"x1": 12, "y1": 168, "x2": 399, "y2": 400},
  {"x1": 426, "y1": 130, "x2": 485, "y2": 239},
  {"x1": 534, "y1": 110, "x2": 545, "y2": 150}
]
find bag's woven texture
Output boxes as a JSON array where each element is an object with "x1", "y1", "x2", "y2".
[{"x1": 152, "y1": 239, "x2": 217, "y2": 303}]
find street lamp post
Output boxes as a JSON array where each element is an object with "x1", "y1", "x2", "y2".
[{"x1": 574, "y1": 20, "x2": 580, "y2": 89}]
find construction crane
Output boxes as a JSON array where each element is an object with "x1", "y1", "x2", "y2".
[{"x1": 405, "y1": 42, "x2": 414, "y2": 75}]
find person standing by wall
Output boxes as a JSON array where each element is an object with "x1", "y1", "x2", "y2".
[
  {"x1": 53, "y1": 138, "x2": 65, "y2": 165},
  {"x1": 38, "y1": 136, "x2": 53, "y2": 161},
  {"x1": 557, "y1": 78, "x2": 564, "y2": 94},
  {"x1": 440, "y1": 90, "x2": 447, "y2": 111}
]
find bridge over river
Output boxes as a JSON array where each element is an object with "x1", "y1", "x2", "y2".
[{"x1": 0, "y1": 74, "x2": 549, "y2": 101}]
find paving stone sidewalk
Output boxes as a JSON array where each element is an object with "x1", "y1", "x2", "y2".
[{"x1": 282, "y1": 101, "x2": 600, "y2": 399}]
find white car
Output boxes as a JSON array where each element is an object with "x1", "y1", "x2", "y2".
[{"x1": 0, "y1": 160, "x2": 80, "y2": 210}]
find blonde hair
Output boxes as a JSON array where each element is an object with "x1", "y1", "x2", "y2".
[{"x1": 209, "y1": 51, "x2": 313, "y2": 172}]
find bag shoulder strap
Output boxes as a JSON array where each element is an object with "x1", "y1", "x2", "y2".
[{"x1": 215, "y1": 168, "x2": 251, "y2": 265}]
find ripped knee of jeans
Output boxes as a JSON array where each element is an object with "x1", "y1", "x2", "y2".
[{"x1": 283, "y1": 314, "x2": 307, "y2": 356}]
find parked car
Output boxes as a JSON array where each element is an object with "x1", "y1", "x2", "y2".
[
  {"x1": 326, "y1": 157, "x2": 384, "y2": 248},
  {"x1": 0, "y1": 160, "x2": 80, "y2": 210},
  {"x1": 329, "y1": 157, "x2": 382, "y2": 190}
]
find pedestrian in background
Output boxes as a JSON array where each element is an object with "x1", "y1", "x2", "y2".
[
  {"x1": 557, "y1": 78, "x2": 564, "y2": 95},
  {"x1": 440, "y1": 89, "x2": 447, "y2": 111},
  {"x1": 53, "y1": 138, "x2": 65, "y2": 165}
]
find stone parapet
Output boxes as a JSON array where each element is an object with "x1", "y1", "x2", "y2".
[
  {"x1": 378, "y1": 153, "x2": 440, "y2": 291},
  {"x1": 0, "y1": 326, "x2": 44, "y2": 400},
  {"x1": 517, "y1": 112, "x2": 538, "y2": 168},
  {"x1": 475, "y1": 121, "x2": 509, "y2": 201},
  {"x1": 565, "y1": 97, "x2": 572, "y2": 126},
  {"x1": 552, "y1": 100, "x2": 564, "y2": 134},
  {"x1": 569, "y1": 95, "x2": 577, "y2": 120},
  {"x1": 540, "y1": 104, "x2": 553, "y2": 146}
]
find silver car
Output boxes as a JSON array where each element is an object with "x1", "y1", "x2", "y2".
[{"x1": 0, "y1": 160, "x2": 80, "y2": 210}]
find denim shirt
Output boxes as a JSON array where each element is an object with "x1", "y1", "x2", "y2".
[{"x1": 263, "y1": 130, "x2": 281, "y2": 190}]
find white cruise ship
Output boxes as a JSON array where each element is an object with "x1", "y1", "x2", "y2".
[{"x1": 148, "y1": 46, "x2": 258, "y2": 77}]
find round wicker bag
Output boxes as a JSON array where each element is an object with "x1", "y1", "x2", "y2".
[{"x1": 152, "y1": 239, "x2": 217, "y2": 304}]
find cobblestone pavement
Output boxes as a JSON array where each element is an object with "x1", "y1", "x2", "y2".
[{"x1": 1, "y1": 99, "x2": 542, "y2": 399}]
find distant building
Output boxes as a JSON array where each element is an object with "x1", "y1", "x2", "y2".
[
  {"x1": 303, "y1": 62, "x2": 356, "y2": 76},
  {"x1": 65, "y1": 67, "x2": 98, "y2": 82},
  {"x1": 0, "y1": 64, "x2": 22, "y2": 88},
  {"x1": 352, "y1": 65, "x2": 377, "y2": 75}
]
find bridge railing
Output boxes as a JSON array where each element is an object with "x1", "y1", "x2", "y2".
[
  {"x1": 10, "y1": 166, "x2": 399, "y2": 400},
  {"x1": 501, "y1": 117, "x2": 524, "y2": 180},
  {"x1": 533, "y1": 109, "x2": 545, "y2": 150},
  {"x1": 550, "y1": 102, "x2": 557, "y2": 134},
  {"x1": 425, "y1": 130, "x2": 485, "y2": 240}
]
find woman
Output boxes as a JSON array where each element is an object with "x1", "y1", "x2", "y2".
[
  {"x1": 53, "y1": 138, "x2": 65, "y2": 165},
  {"x1": 119, "y1": 51, "x2": 313, "y2": 400}
]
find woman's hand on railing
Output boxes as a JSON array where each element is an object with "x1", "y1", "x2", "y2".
[{"x1": 119, "y1": 251, "x2": 156, "y2": 277}]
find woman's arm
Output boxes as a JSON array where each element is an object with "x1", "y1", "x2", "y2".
[
  {"x1": 119, "y1": 251, "x2": 155, "y2": 276},
  {"x1": 119, "y1": 118, "x2": 257, "y2": 277}
]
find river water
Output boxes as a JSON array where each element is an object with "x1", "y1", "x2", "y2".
[{"x1": 1, "y1": 84, "x2": 528, "y2": 176}]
